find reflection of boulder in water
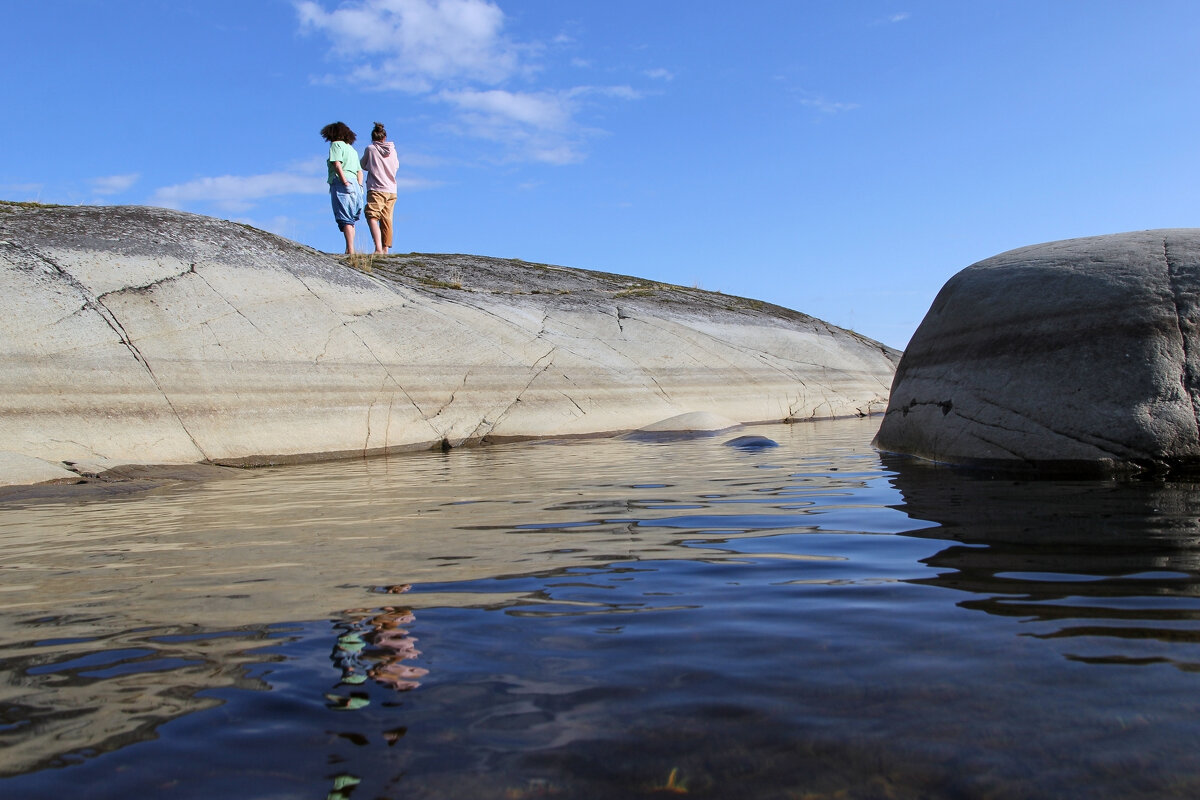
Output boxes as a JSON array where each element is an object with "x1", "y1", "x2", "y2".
[{"x1": 886, "y1": 455, "x2": 1200, "y2": 667}]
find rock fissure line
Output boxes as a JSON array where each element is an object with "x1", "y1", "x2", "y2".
[
  {"x1": 952, "y1": 426, "x2": 1036, "y2": 465},
  {"x1": 434, "y1": 369, "x2": 473, "y2": 418},
  {"x1": 437, "y1": 291, "x2": 544, "y2": 337},
  {"x1": 21, "y1": 244, "x2": 210, "y2": 461},
  {"x1": 382, "y1": 377, "x2": 398, "y2": 449},
  {"x1": 486, "y1": 347, "x2": 558, "y2": 436},
  {"x1": 363, "y1": 394, "x2": 375, "y2": 453},
  {"x1": 539, "y1": 312, "x2": 674, "y2": 405},
  {"x1": 291, "y1": 272, "x2": 442, "y2": 442},
  {"x1": 900, "y1": 391, "x2": 1134, "y2": 458},
  {"x1": 559, "y1": 390, "x2": 587, "y2": 416},
  {"x1": 953, "y1": 406, "x2": 1129, "y2": 459},
  {"x1": 416, "y1": 292, "x2": 550, "y2": 365},
  {"x1": 1161, "y1": 238, "x2": 1200, "y2": 445},
  {"x1": 92, "y1": 262, "x2": 196, "y2": 303},
  {"x1": 976, "y1": 396, "x2": 1145, "y2": 456},
  {"x1": 190, "y1": 269, "x2": 272, "y2": 341},
  {"x1": 92, "y1": 296, "x2": 211, "y2": 461},
  {"x1": 628, "y1": 316, "x2": 763, "y2": 382}
]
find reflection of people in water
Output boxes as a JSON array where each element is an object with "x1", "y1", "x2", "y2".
[
  {"x1": 366, "y1": 606, "x2": 428, "y2": 690},
  {"x1": 331, "y1": 585, "x2": 428, "y2": 693}
]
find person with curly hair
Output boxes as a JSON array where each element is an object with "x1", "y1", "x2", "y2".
[
  {"x1": 361, "y1": 121, "x2": 401, "y2": 254},
  {"x1": 321, "y1": 121, "x2": 364, "y2": 254}
]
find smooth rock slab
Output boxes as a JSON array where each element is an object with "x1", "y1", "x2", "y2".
[
  {"x1": 874, "y1": 228, "x2": 1200, "y2": 473},
  {"x1": 0, "y1": 203, "x2": 900, "y2": 486}
]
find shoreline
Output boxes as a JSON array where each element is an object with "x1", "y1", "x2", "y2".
[{"x1": 0, "y1": 413, "x2": 885, "y2": 504}]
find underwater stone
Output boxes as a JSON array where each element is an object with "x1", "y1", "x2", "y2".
[{"x1": 723, "y1": 435, "x2": 779, "y2": 450}]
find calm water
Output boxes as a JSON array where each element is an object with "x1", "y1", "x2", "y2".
[{"x1": 3, "y1": 418, "x2": 1200, "y2": 798}]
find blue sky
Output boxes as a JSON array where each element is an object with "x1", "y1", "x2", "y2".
[{"x1": 7, "y1": 1, "x2": 1200, "y2": 348}]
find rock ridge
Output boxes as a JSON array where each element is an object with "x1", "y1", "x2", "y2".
[{"x1": 0, "y1": 202, "x2": 899, "y2": 486}]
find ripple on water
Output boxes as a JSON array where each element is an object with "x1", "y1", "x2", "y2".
[{"x1": 4, "y1": 418, "x2": 1200, "y2": 798}]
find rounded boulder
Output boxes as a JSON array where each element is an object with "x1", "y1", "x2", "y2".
[{"x1": 874, "y1": 229, "x2": 1200, "y2": 474}]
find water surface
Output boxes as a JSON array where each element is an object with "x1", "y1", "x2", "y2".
[{"x1": 3, "y1": 418, "x2": 1200, "y2": 798}]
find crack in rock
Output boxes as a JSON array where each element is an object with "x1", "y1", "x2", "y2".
[
  {"x1": 17, "y1": 243, "x2": 209, "y2": 461},
  {"x1": 292, "y1": 271, "x2": 442, "y2": 443},
  {"x1": 1162, "y1": 237, "x2": 1200, "y2": 446}
]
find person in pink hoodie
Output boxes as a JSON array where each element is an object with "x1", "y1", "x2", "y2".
[{"x1": 360, "y1": 122, "x2": 401, "y2": 254}]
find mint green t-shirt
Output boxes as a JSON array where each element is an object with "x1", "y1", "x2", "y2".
[{"x1": 327, "y1": 141, "x2": 362, "y2": 185}]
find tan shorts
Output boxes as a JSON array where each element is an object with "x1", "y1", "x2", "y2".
[{"x1": 365, "y1": 191, "x2": 396, "y2": 220}]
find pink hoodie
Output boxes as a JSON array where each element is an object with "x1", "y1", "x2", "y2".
[{"x1": 362, "y1": 141, "x2": 400, "y2": 193}]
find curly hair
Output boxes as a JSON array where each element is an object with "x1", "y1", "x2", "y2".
[
  {"x1": 321, "y1": 121, "x2": 356, "y2": 145},
  {"x1": 371, "y1": 121, "x2": 387, "y2": 142}
]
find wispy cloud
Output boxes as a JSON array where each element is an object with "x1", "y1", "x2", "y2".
[
  {"x1": 152, "y1": 158, "x2": 438, "y2": 214},
  {"x1": 873, "y1": 11, "x2": 911, "y2": 25},
  {"x1": 296, "y1": 0, "x2": 640, "y2": 164},
  {"x1": 296, "y1": 0, "x2": 519, "y2": 91},
  {"x1": 644, "y1": 68, "x2": 674, "y2": 81},
  {"x1": 796, "y1": 92, "x2": 859, "y2": 115},
  {"x1": 0, "y1": 183, "x2": 44, "y2": 200},
  {"x1": 436, "y1": 85, "x2": 640, "y2": 163},
  {"x1": 440, "y1": 88, "x2": 573, "y2": 130},
  {"x1": 152, "y1": 161, "x2": 327, "y2": 213},
  {"x1": 89, "y1": 173, "x2": 140, "y2": 196},
  {"x1": 233, "y1": 214, "x2": 305, "y2": 240}
]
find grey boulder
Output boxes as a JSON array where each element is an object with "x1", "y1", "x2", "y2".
[{"x1": 874, "y1": 228, "x2": 1200, "y2": 474}]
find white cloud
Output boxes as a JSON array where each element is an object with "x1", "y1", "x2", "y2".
[
  {"x1": 90, "y1": 173, "x2": 140, "y2": 196},
  {"x1": 297, "y1": 0, "x2": 518, "y2": 91},
  {"x1": 585, "y1": 85, "x2": 641, "y2": 101},
  {"x1": 440, "y1": 89, "x2": 572, "y2": 130},
  {"x1": 436, "y1": 86, "x2": 639, "y2": 164},
  {"x1": 644, "y1": 68, "x2": 674, "y2": 81},
  {"x1": 797, "y1": 92, "x2": 859, "y2": 115},
  {"x1": 295, "y1": 0, "x2": 641, "y2": 165},
  {"x1": 152, "y1": 158, "x2": 438, "y2": 214},
  {"x1": 437, "y1": 94, "x2": 584, "y2": 164},
  {"x1": 152, "y1": 162, "x2": 327, "y2": 213},
  {"x1": 526, "y1": 145, "x2": 582, "y2": 166}
]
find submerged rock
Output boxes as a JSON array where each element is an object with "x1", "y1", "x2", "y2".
[
  {"x1": 723, "y1": 435, "x2": 779, "y2": 450},
  {"x1": 637, "y1": 412, "x2": 742, "y2": 433},
  {"x1": 874, "y1": 228, "x2": 1200, "y2": 474},
  {"x1": 0, "y1": 203, "x2": 899, "y2": 486},
  {"x1": 624, "y1": 411, "x2": 742, "y2": 442}
]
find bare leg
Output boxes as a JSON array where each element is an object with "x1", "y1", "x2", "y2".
[
  {"x1": 341, "y1": 223, "x2": 355, "y2": 254},
  {"x1": 368, "y1": 218, "x2": 384, "y2": 254}
]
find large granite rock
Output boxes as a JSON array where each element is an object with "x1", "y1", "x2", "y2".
[
  {"x1": 0, "y1": 203, "x2": 899, "y2": 486},
  {"x1": 874, "y1": 228, "x2": 1200, "y2": 474}
]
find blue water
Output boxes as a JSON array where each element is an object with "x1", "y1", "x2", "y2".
[{"x1": 3, "y1": 418, "x2": 1200, "y2": 798}]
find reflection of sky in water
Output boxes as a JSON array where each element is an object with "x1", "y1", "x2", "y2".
[{"x1": 4, "y1": 418, "x2": 1200, "y2": 797}]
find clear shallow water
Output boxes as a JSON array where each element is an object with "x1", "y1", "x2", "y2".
[{"x1": 3, "y1": 418, "x2": 1200, "y2": 798}]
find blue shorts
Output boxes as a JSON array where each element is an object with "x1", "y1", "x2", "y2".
[{"x1": 330, "y1": 181, "x2": 365, "y2": 227}]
